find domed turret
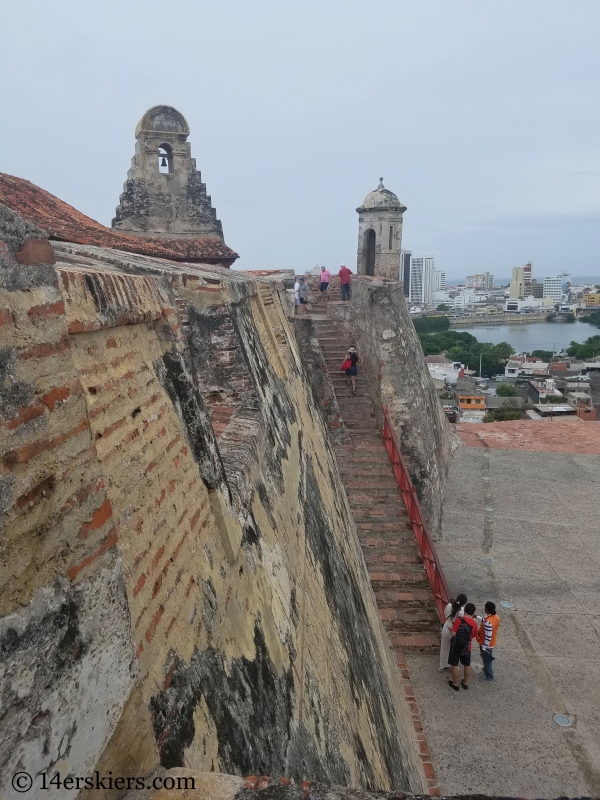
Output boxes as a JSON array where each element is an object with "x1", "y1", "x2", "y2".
[
  {"x1": 356, "y1": 178, "x2": 407, "y2": 279},
  {"x1": 358, "y1": 179, "x2": 406, "y2": 212}
]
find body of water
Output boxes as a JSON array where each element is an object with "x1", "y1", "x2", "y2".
[{"x1": 457, "y1": 320, "x2": 597, "y2": 353}]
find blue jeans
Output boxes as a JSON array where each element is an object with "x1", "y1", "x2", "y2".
[
  {"x1": 341, "y1": 284, "x2": 351, "y2": 300},
  {"x1": 480, "y1": 646, "x2": 495, "y2": 679}
]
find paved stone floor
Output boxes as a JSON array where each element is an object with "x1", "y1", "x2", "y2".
[{"x1": 406, "y1": 421, "x2": 600, "y2": 798}]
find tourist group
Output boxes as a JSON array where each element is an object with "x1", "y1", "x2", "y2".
[{"x1": 439, "y1": 596, "x2": 500, "y2": 690}]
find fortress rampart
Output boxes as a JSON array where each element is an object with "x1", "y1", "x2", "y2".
[{"x1": 0, "y1": 206, "x2": 446, "y2": 797}]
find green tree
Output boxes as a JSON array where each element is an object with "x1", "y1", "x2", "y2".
[
  {"x1": 531, "y1": 349, "x2": 553, "y2": 360},
  {"x1": 412, "y1": 316, "x2": 450, "y2": 334},
  {"x1": 565, "y1": 312, "x2": 576, "y2": 323},
  {"x1": 567, "y1": 336, "x2": 600, "y2": 359},
  {"x1": 540, "y1": 394, "x2": 563, "y2": 403},
  {"x1": 437, "y1": 303, "x2": 450, "y2": 311},
  {"x1": 580, "y1": 311, "x2": 600, "y2": 328},
  {"x1": 484, "y1": 400, "x2": 522, "y2": 422},
  {"x1": 496, "y1": 383, "x2": 517, "y2": 397},
  {"x1": 493, "y1": 342, "x2": 515, "y2": 362}
]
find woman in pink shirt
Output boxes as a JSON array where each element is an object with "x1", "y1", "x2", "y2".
[{"x1": 320, "y1": 266, "x2": 331, "y2": 299}]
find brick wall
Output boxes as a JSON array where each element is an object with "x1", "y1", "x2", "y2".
[{"x1": 1, "y1": 211, "x2": 424, "y2": 796}]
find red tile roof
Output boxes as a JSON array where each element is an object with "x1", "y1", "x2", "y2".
[{"x1": 0, "y1": 173, "x2": 238, "y2": 264}]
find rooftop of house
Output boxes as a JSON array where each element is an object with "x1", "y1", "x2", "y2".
[
  {"x1": 0, "y1": 173, "x2": 239, "y2": 264},
  {"x1": 425, "y1": 354, "x2": 454, "y2": 365}
]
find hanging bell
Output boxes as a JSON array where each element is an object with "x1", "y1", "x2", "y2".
[{"x1": 161, "y1": 157, "x2": 168, "y2": 167}]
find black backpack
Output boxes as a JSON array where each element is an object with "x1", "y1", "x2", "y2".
[{"x1": 452, "y1": 618, "x2": 472, "y2": 656}]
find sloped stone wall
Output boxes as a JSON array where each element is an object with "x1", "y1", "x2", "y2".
[{"x1": 0, "y1": 209, "x2": 423, "y2": 797}]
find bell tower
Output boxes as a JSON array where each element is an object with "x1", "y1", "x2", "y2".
[
  {"x1": 112, "y1": 105, "x2": 224, "y2": 241},
  {"x1": 356, "y1": 178, "x2": 407, "y2": 280}
]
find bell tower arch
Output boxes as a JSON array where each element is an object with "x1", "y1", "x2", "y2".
[{"x1": 112, "y1": 105, "x2": 224, "y2": 241}]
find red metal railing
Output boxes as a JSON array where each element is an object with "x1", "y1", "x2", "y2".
[{"x1": 382, "y1": 407, "x2": 450, "y2": 621}]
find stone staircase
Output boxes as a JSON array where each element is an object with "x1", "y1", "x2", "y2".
[{"x1": 312, "y1": 317, "x2": 441, "y2": 652}]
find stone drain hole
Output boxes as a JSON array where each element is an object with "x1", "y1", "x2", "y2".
[{"x1": 553, "y1": 714, "x2": 571, "y2": 727}]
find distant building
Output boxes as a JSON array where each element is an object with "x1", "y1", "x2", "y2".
[
  {"x1": 466, "y1": 272, "x2": 494, "y2": 290},
  {"x1": 531, "y1": 279, "x2": 544, "y2": 298},
  {"x1": 425, "y1": 355, "x2": 464, "y2": 385},
  {"x1": 433, "y1": 269, "x2": 446, "y2": 292},
  {"x1": 584, "y1": 292, "x2": 600, "y2": 307},
  {"x1": 505, "y1": 359, "x2": 550, "y2": 378},
  {"x1": 410, "y1": 256, "x2": 435, "y2": 306},
  {"x1": 509, "y1": 262, "x2": 533, "y2": 298},
  {"x1": 455, "y1": 390, "x2": 486, "y2": 422},
  {"x1": 504, "y1": 296, "x2": 551, "y2": 312},
  {"x1": 543, "y1": 274, "x2": 572, "y2": 302}
]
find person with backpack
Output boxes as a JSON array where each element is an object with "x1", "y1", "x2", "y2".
[
  {"x1": 476, "y1": 601, "x2": 500, "y2": 682},
  {"x1": 439, "y1": 594, "x2": 467, "y2": 672},
  {"x1": 340, "y1": 347, "x2": 359, "y2": 394},
  {"x1": 448, "y1": 602, "x2": 478, "y2": 690}
]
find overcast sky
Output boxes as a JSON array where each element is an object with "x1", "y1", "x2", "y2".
[{"x1": 2, "y1": 0, "x2": 599, "y2": 280}]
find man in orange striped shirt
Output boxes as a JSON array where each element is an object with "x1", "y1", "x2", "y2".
[{"x1": 476, "y1": 601, "x2": 500, "y2": 682}]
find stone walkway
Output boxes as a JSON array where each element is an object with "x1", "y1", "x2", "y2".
[{"x1": 406, "y1": 421, "x2": 600, "y2": 798}]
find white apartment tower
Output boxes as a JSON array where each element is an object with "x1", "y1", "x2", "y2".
[
  {"x1": 410, "y1": 256, "x2": 435, "y2": 306},
  {"x1": 466, "y1": 272, "x2": 493, "y2": 290},
  {"x1": 433, "y1": 269, "x2": 446, "y2": 292},
  {"x1": 543, "y1": 274, "x2": 573, "y2": 302}
]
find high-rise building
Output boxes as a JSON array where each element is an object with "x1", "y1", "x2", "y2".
[
  {"x1": 433, "y1": 270, "x2": 446, "y2": 291},
  {"x1": 531, "y1": 279, "x2": 544, "y2": 298},
  {"x1": 543, "y1": 274, "x2": 572, "y2": 302},
  {"x1": 401, "y1": 250, "x2": 411, "y2": 298},
  {"x1": 410, "y1": 256, "x2": 435, "y2": 306},
  {"x1": 509, "y1": 262, "x2": 533, "y2": 298},
  {"x1": 466, "y1": 272, "x2": 494, "y2": 290}
]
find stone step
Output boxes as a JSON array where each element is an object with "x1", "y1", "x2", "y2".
[
  {"x1": 361, "y1": 549, "x2": 423, "y2": 567},
  {"x1": 339, "y1": 454, "x2": 390, "y2": 464},
  {"x1": 356, "y1": 522, "x2": 414, "y2": 534},
  {"x1": 351, "y1": 511, "x2": 409, "y2": 525},
  {"x1": 389, "y1": 633, "x2": 441, "y2": 653},
  {"x1": 368, "y1": 569, "x2": 431, "y2": 589},
  {"x1": 349, "y1": 493, "x2": 405, "y2": 505},
  {"x1": 340, "y1": 463, "x2": 391, "y2": 474},
  {"x1": 382, "y1": 613, "x2": 442, "y2": 634},
  {"x1": 374, "y1": 587, "x2": 436, "y2": 606}
]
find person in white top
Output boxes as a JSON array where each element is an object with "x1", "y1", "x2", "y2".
[{"x1": 439, "y1": 594, "x2": 467, "y2": 671}]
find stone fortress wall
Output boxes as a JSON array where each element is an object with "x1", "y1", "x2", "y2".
[{"x1": 0, "y1": 207, "x2": 431, "y2": 798}]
